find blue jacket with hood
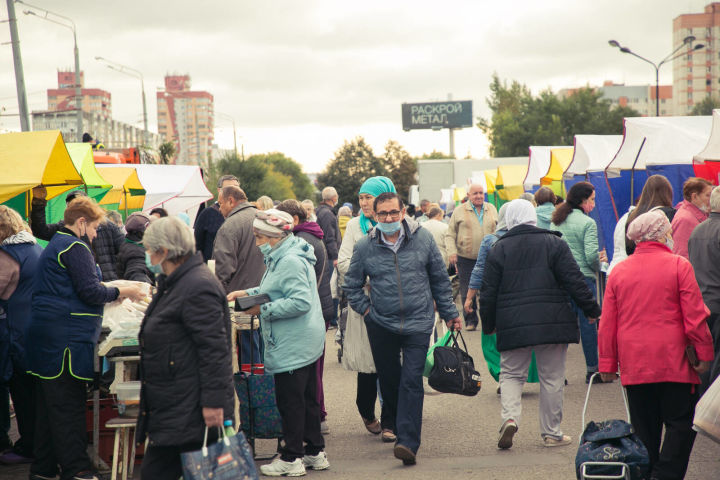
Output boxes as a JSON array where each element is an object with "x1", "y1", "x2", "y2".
[
  {"x1": 246, "y1": 234, "x2": 325, "y2": 374},
  {"x1": 342, "y1": 217, "x2": 458, "y2": 335}
]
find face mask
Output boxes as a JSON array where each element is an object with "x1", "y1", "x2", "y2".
[
  {"x1": 377, "y1": 220, "x2": 402, "y2": 234},
  {"x1": 258, "y1": 242, "x2": 273, "y2": 256},
  {"x1": 145, "y1": 252, "x2": 164, "y2": 275}
]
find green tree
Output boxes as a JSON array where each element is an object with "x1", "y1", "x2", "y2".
[
  {"x1": 251, "y1": 152, "x2": 315, "y2": 200},
  {"x1": 382, "y1": 140, "x2": 417, "y2": 203},
  {"x1": 419, "y1": 150, "x2": 449, "y2": 159},
  {"x1": 478, "y1": 74, "x2": 640, "y2": 156},
  {"x1": 690, "y1": 95, "x2": 720, "y2": 115},
  {"x1": 158, "y1": 141, "x2": 176, "y2": 165},
  {"x1": 316, "y1": 137, "x2": 387, "y2": 210}
]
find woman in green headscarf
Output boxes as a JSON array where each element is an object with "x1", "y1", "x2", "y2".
[{"x1": 337, "y1": 176, "x2": 396, "y2": 442}]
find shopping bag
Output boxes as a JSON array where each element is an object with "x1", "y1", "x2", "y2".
[
  {"x1": 694, "y1": 373, "x2": 720, "y2": 443},
  {"x1": 233, "y1": 372, "x2": 283, "y2": 439},
  {"x1": 427, "y1": 330, "x2": 481, "y2": 396},
  {"x1": 181, "y1": 427, "x2": 259, "y2": 480},
  {"x1": 423, "y1": 330, "x2": 452, "y2": 377}
]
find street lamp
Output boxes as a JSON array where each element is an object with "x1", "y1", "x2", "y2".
[
  {"x1": 215, "y1": 111, "x2": 239, "y2": 158},
  {"x1": 95, "y1": 56, "x2": 148, "y2": 145},
  {"x1": 19, "y1": 0, "x2": 83, "y2": 141},
  {"x1": 608, "y1": 36, "x2": 705, "y2": 116}
]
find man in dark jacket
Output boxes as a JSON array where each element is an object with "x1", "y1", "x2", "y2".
[
  {"x1": 193, "y1": 174, "x2": 239, "y2": 262},
  {"x1": 343, "y1": 192, "x2": 461, "y2": 467},
  {"x1": 30, "y1": 186, "x2": 124, "y2": 281},
  {"x1": 480, "y1": 199, "x2": 601, "y2": 451},
  {"x1": 689, "y1": 186, "x2": 720, "y2": 387},
  {"x1": 116, "y1": 212, "x2": 154, "y2": 284},
  {"x1": 316, "y1": 187, "x2": 342, "y2": 326}
]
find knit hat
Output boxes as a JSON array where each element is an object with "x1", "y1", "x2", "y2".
[
  {"x1": 125, "y1": 212, "x2": 151, "y2": 234},
  {"x1": 506, "y1": 199, "x2": 537, "y2": 229},
  {"x1": 627, "y1": 210, "x2": 671, "y2": 243},
  {"x1": 253, "y1": 209, "x2": 294, "y2": 238}
]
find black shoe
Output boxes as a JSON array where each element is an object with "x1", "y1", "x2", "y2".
[
  {"x1": 393, "y1": 444, "x2": 416, "y2": 465},
  {"x1": 496, "y1": 386, "x2": 501, "y2": 395},
  {"x1": 29, "y1": 474, "x2": 58, "y2": 480}
]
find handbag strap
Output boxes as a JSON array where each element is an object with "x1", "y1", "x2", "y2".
[
  {"x1": 581, "y1": 373, "x2": 631, "y2": 434},
  {"x1": 201, "y1": 426, "x2": 230, "y2": 457},
  {"x1": 444, "y1": 328, "x2": 471, "y2": 354}
]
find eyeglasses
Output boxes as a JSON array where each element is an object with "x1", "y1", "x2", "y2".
[{"x1": 375, "y1": 210, "x2": 402, "y2": 220}]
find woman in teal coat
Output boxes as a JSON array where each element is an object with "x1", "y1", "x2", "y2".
[{"x1": 228, "y1": 209, "x2": 328, "y2": 477}]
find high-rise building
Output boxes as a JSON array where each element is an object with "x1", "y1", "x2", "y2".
[
  {"x1": 47, "y1": 70, "x2": 112, "y2": 120},
  {"x1": 672, "y1": 2, "x2": 720, "y2": 115},
  {"x1": 156, "y1": 74, "x2": 214, "y2": 165}
]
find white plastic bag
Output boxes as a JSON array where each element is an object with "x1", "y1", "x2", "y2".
[{"x1": 694, "y1": 374, "x2": 720, "y2": 443}]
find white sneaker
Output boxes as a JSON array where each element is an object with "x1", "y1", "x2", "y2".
[
  {"x1": 543, "y1": 434, "x2": 572, "y2": 447},
  {"x1": 260, "y1": 458, "x2": 306, "y2": 477},
  {"x1": 303, "y1": 451, "x2": 330, "y2": 471},
  {"x1": 497, "y1": 419, "x2": 518, "y2": 449}
]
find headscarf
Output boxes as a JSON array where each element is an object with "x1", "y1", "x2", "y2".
[
  {"x1": 176, "y1": 212, "x2": 191, "y2": 226},
  {"x1": 626, "y1": 210, "x2": 671, "y2": 243},
  {"x1": 505, "y1": 199, "x2": 537, "y2": 229},
  {"x1": 495, "y1": 203, "x2": 509, "y2": 233},
  {"x1": 253, "y1": 209, "x2": 294, "y2": 238},
  {"x1": 358, "y1": 176, "x2": 397, "y2": 235}
]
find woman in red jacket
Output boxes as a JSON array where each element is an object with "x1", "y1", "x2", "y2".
[
  {"x1": 671, "y1": 177, "x2": 712, "y2": 259},
  {"x1": 599, "y1": 210, "x2": 713, "y2": 480}
]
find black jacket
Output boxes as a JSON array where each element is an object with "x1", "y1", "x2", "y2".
[
  {"x1": 136, "y1": 253, "x2": 234, "y2": 447},
  {"x1": 316, "y1": 203, "x2": 341, "y2": 261},
  {"x1": 116, "y1": 233, "x2": 154, "y2": 284},
  {"x1": 194, "y1": 203, "x2": 225, "y2": 262},
  {"x1": 30, "y1": 198, "x2": 124, "y2": 281},
  {"x1": 479, "y1": 225, "x2": 601, "y2": 352},
  {"x1": 295, "y1": 230, "x2": 335, "y2": 321}
]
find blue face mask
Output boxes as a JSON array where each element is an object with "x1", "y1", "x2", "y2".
[
  {"x1": 258, "y1": 242, "x2": 273, "y2": 256},
  {"x1": 145, "y1": 252, "x2": 163, "y2": 275},
  {"x1": 376, "y1": 220, "x2": 402, "y2": 234}
]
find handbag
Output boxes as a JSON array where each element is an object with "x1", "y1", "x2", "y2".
[
  {"x1": 575, "y1": 373, "x2": 650, "y2": 480},
  {"x1": 233, "y1": 372, "x2": 283, "y2": 439},
  {"x1": 423, "y1": 330, "x2": 452, "y2": 377},
  {"x1": 181, "y1": 427, "x2": 259, "y2": 480},
  {"x1": 694, "y1": 373, "x2": 720, "y2": 443},
  {"x1": 427, "y1": 329, "x2": 481, "y2": 396}
]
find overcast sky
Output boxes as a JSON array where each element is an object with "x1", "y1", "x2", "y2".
[{"x1": 0, "y1": 0, "x2": 712, "y2": 172}]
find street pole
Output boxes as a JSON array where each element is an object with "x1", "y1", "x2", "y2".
[
  {"x1": 141, "y1": 81, "x2": 148, "y2": 145},
  {"x1": 95, "y1": 58, "x2": 149, "y2": 145},
  {"x1": 447, "y1": 93, "x2": 455, "y2": 158},
  {"x1": 73, "y1": 33, "x2": 82, "y2": 141},
  {"x1": 655, "y1": 67, "x2": 660, "y2": 117},
  {"x1": 6, "y1": 0, "x2": 30, "y2": 131}
]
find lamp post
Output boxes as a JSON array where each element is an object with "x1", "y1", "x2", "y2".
[
  {"x1": 95, "y1": 56, "x2": 148, "y2": 145},
  {"x1": 20, "y1": 1, "x2": 82, "y2": 141},
  {"x1": 608, "y1": 36, "x2": 704, "y2": 116},
  {"x1": 216, "y1": 111, "x2": 238, "y2": 158},
  {"x1": 5, "y1": 0, "x2": 30, "y2": 131}
]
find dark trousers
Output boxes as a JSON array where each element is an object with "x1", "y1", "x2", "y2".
[
  {"x1": 700, "y1": 312, "x2": 720, "y2": 394},
  {"x1": 7, "y1": 368, "x2": 35, "y2": 456},
  {"x1": 625, "y1": 382, "x2": 698, "y2": 480},
  {"x1": 456, "y1": 256, "x2": 478, "y2": 327},
  {"x1": 365, "y1": 320, "x2": 428, "y2": 454},
  {"x1": 316, "y1": 314, "x2": 332, "y2": 421},
  {"x1": 141, "y1": 434, "x2": 218, "y2": 480},
  {"x1": 356, "y1": 372, "x2": 393, "y2": 430},
  {"x1": 274, "y1": 362, "x2": 324, "y2": 461},
  {"x1": 31, "y1": 363, "x2": 92, "y2": 480},
  {"x1": 0, "y1": 386, "x2": 9, "y2": 449}
]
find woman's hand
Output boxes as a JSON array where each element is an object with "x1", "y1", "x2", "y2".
[
  {"x1": 202, "y1": 407, "x2": 224, "y2": 428},
  {"x1": 600, "y1": 372, "x2": 618, "y2": 383},
  {"x1": 118, "y1": 284, "x2": 146, "y2": 303},
  {"x1": 227, "y1": 290, "x2": 248, "y2": 301},
  {"x1": 599, "y1": 249, "x2": 608, "y2": 264},
  {"x1": 694, "y1": 361, "x2": 711, "y2": 375}
]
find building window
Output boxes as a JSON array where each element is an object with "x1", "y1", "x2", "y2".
[
  {"x1": 708, "y1": 79, "x2": 712, "y2": 86},
  {"x1": 689, "y1": 67, "x2": 693, "y2": 73},
  {"x1": 688, "y1": 79, "x2": 692, "y2": 86},
  {"x1": 688, "y1": 92, "x2": 693, "y2": 100}
]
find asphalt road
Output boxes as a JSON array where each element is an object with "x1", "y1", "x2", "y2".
[{"x1": 2, "y1": 328, "x2": 719, "y2": 479}]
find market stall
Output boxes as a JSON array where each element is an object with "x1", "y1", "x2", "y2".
[
  {"x1": 540, "y1": 147, "x2": 574, "y2": 196},
  {"x1": 693, "y1": 109, "x2": 720, "y2": 184},
  {"x1": 96, "y1": 166, "x2": 146, "y2": 219},
  {"x1": 523, "y1": 146, "x2": 564, "y2": 192},
  {"x1": 495, "y1": 164, "x2": 528, "y2": 202}
]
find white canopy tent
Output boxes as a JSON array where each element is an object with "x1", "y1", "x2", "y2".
[
  {"x1": 694, "y1": 109, "x2": 720, "y2": 163},
  {"x1": 564, "y1": 135, "x2": 622, "y2": 178},
  {"x1": 606, "y1": 116, "x2": 712, "y2": 175},
  {"x1": 524, "y1": 146, "x2": 562, "y2": 191},
  {"x1": 102, "y1": 164, "x2": 212, "y2": 223}
]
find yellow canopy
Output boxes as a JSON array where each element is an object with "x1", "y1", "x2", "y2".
[
  {"x1": 66, "y1": 143, "x2": 112, "y2": 189},
  {"x1": 496, "y1": 164, "x2": 528, "y2": 201},
  {"x1": 484, "y1": 169, "x2": 497, "y2": 195},
  {"x1": 96, "y1": 167, "x2": 146, "y2": 211},
  {"x1": 541, "y1": 147, "x2": 574, "y2": 195},
  {"x1": 0, "y1": 130, "x2": 83, "y2": 204}
]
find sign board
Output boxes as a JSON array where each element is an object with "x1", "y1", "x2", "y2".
[{"x1": 402, "y1": 100, "x2": 473, "y2": 131}]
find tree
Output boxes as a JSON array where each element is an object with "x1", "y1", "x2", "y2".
[
  {"x1": 158, "y1": 141, "x2": 176, "y2": 165},
  {"x1": 316, "y1": 137, "x2": 387, "y2": 210},
  {"x1": 382, "y1": 140, "x2": 417, "y2": 203},
  {"x1": 419, "y1": 150, "x2": 449, "y2": 159},
  {"x1": 478, "y1": 73, "x2": 640, "y2": 157},
  {"x1": 254, "y1": 152, "x2": 315, "y2": 200},
  {"x1": 690, "y1": 95, "x2": 720, "y2": 116}
]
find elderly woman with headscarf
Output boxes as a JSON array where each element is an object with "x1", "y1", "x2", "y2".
[
  {"x1": 336, "y1": 176, "x2": 396, "y2": 442},
  {"x1": 480, "y1": 199, "x2": 601, "y2": 451},
  {"x1": 227, "y1": 209, "x2": 328, "y2": 477},
  {"x1": 465, "y1": 203, "x2": 540, "y2": 390},
  {"x1": 598, "y1": 210, "x2": 713, "y2": 480}
]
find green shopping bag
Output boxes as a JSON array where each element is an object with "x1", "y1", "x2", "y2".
[{"x1": 423, "y1": 331, "x2": 452, "y2": 377}]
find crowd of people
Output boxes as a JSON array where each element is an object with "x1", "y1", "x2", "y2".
[{"x1": 0, "y1": 170, "x2": 717, "y2": 479}]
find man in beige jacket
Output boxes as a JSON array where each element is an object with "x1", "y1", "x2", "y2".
[{"x1": 444, "y1": 184, "x2": 498, "y2": 330}]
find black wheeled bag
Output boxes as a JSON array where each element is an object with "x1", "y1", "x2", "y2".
[{"x1": 428, "y1": 329, "x2": 481, "y2": 396}]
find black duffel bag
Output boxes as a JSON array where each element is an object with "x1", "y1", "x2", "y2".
[{"x1": 428, "y1": 329, "x2": 481, "y2": 396}]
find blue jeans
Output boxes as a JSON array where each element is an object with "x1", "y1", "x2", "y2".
[
  {"x1": 571, "y1": 276, "x2": 598, "y2": 371},
  {"x1": 365, "y1": 320, "x2": 428, "y2": 454}
]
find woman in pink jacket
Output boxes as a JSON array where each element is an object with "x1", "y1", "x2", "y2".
[
  {"x1": 671, "y1": 177, "x2": 712, "y2": 259},
  {"x1": 599, "y1": 210, "x2": 713, "y2": 480}
]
